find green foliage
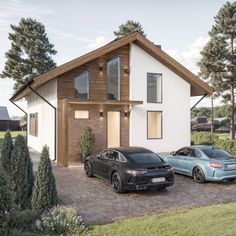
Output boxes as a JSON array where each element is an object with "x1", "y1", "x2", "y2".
[
  {"x1": 198, "y1": 2, "x2": 236, "y2": 139},
  {"x1": 0, "y1": 130, "x2": 13, "y2": 175},
  {"x1": 31, "y1": 145, "x2": 58, "y2": 211},
  {"x1": 11, "y1": 135, "x2": 34, "y2": 209},
  {"x1": 191, "y1": 107, "x2": 211, "y2": 118},
  {"x1": 1, "y1": 17, "x2": 57, "y2": 91},
  {"x1": 0, "y1": 167, "x2": 12, "y2": 226},
  {"x1": 4, "y1": 209, "x2": 40, "y2": 231},
  {"x1": 40, "y1": 205, "x2": 85, "y2": 235},
  {"x1": 191, "y1": 131, "x2": 236, "y2": 156},
  {"x1": 114, "y1": 20, "x2": 146, "y2": 39},
  {"x1": 191, "y1": 132, "x2": 218, "y2": 145},
  {"x1": 78, "y1": 126, "x2": 95, "y2": 156}
]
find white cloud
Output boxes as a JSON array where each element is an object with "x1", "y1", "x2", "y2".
[
  {"x1": 166, "y1": 36, "x2": 210, "y2": 74},
  {"x1": 88, "y1": 36, "x2": 108, "y2": 50}
]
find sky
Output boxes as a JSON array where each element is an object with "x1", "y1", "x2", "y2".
[{"x1": 0, "y1": 0, "x2": 231, "y2": 117}]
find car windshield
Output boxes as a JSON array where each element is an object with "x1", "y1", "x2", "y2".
[
  {"x1": 201, "y1": 147, "x2": 231, "y2": 159},
  {"x1": 127, "y1": 152, "x2": 163, "y2": 163}
]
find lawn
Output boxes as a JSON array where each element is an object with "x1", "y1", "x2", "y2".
[
  {"x1": 85, "y1": 203, "x2": 236, "y2": 236},
  {"x1": 0, "y1": 131, "x2": 26, "y2": 150}
]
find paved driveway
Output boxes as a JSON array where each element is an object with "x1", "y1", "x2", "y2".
[{"x1": 53, "y1": 165, "x2": 236, "y2": 225}]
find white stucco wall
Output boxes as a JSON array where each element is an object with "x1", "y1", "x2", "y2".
[
  {"x1": 130, "y1": 43, "x2": 190, "y2": 153},
  {"x1": 26, "y1": 79, "x2": 57, "y2": 160}
]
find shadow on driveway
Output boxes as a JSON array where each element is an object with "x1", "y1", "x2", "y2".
[{"x1": 53, "y1": 165, "x2": 236, "y2": 225}]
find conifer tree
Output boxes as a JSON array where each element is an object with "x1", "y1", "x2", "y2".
[
  {"x1": 198, "y1": 1, "x2": 236, "y2": 139},
  {"x1": 0, "y1": 168, "x2": 12, "y2": 225},
  {"x1": 1, "y1": 17, "x2": 57, "y2": 91},
  {"x1": 31, "y1": 145, "x2": 58, "y2": 211},
  {"x1": 11, "y1": 135, "x2": 34, "y2": 208},
  {"x1": 114, "y1": 20, "x2": 146, "y2": 39},
  {"x1": 0, "y1": 131, "x2": 13, "y2": 175}
]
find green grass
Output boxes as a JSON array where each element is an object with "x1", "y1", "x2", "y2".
[
  {"x1": 0, "y1": 131, "x2": 26, "y2": 151},
  {"x1": 85, "y1": 203, "x2": 236, "y2": 236},
  {"x1": 214, "y1": 132, "x2": 230, "y2": 140}
]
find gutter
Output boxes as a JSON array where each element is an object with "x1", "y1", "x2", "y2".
[
  {"x1": 9, "y1": 100, "x2": 28, "y2": 142},
  {"x1": 28, "y1": 85, "x2": 57, "y2": 162},
  {"x1": 191, "y1": 94, "x2": 207, "y2": 110}
]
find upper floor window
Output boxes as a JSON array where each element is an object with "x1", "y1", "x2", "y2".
[
  {"x1": 147, "y1": 73, "x2": 162, "y2": 103},
  {"x1": 74, "y1": 71, "x2": 89, "y2": 99},
  {"x1": 107, "y1": 57, "x2": 120, "y2": 100}
]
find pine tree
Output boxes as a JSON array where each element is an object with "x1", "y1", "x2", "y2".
[
  {"x1": 11, "y1": 135, "x2": 34, "y2": 208},
  {"x1": 1, "y1": 17, "x2": 57, "y2": 91},
  {"x1": 114, "y1": 20, "x2": 146, "y2": 39},
  {"x1": 0, "y1": 131, "x2": 13, "y2": 175},
  {"x1": 198, "y1": 1, "x2": 236, "y2": 139},
  {"x1": 0, "y1": 168, "x2": 12, "y2": 225},
  {"x1": 31, "y1": 145, "x2": 58, "y2": 211}
]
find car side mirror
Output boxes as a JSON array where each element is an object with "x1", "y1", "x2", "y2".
[
  {"x1": 170, "y1": 151, "x2": 176, "y2": 156},
  {"x1": 97, "y1": 154, "x2": 102, "y2": 159}
]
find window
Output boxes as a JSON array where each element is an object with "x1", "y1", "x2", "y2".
[
  {"x1": 147, "y1": 111, "x2": 162, "y2": 139},
  {"x1": 74, "y1": 110, "x2": 89, "y2": 119},
  {"x1": 29, "y1": 113, "x2": 38, "y2": 136},
  {"x1": 74, "y1": 71, "x2": 89, "y2": 99},
  {"x1": 177, "y1": 148, "x2": 191, "y2": 156},
  {"x1": 147, "y1": 73, "x2": 162, "y2": 103},
  {"x1": 107, "y1": 57, "x2": 120, "y2": 100}
]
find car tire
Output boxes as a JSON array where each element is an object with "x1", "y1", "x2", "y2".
[
  {"x1": 85, "y1": 161, "x2": 93, "y2": 177},
  {"x1": 193, "y1": 167, "x2": 205, "y2": 183},
  {"x1": 112, "y1": 172, "x2": 124, "y2": 193}
]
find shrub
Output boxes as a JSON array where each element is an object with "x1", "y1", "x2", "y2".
[
  {"x1": 40, "y1": 205, "x2": 85, "y2": 235},
  {"x1": 31, "y1": 145, "x2": 58, "y2": 211},
  {"x1": 0, "y1": 167, "x2": 12, "y2": 226},
  {"x1": 191, "y1": 132, "x2": 218, "y2": 145},
  {"x1": 5, "y1": 209, "x2": 40, "y2": 231},
  {"x1": 215, "y1": 139, "x2": 236, "y2": 156},
  {"x1": 77, "y1": 126, "x2": 95, "y2": 162},
  {"x1": 0, "y1": 130, "x2": 13, "y2": 175},
  {"x1": 11, "y1": 135, "x2": 34, "y2": 209}
]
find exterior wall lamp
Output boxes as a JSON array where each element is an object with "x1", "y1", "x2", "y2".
[{"x1": 100, "y1": 111, "x2": 103, "y2": 118}]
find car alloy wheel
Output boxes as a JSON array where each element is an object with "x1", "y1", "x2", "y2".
[
  {"x1": 112, "y1": 172, "x2": 124, "y2": 193},
  {"x1": 85, "y1": 161, "x2": 93, "y2": 177},
  {"x1": 193, "y1": 167, "x2": 205, "y2": 183}
]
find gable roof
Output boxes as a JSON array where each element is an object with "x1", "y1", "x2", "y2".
[
  {"x1": 0, "y1": 106, "x2": 11, "y2": 121},
  {"x1": 10, "y1": 32, "x2": 213, "y2": 102}
]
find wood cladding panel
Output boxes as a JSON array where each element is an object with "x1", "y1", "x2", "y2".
[
  {"x1": 57, "y1": 45, "x2": 130, "y2": 101},
  {"x1": 66, "y1": 104, "x2": 129, "y2": 163}
]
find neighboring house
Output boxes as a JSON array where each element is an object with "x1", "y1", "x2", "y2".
[
  {"x1": 0, "y1": 106, "x2": 20, "y2": 131},
  {"x1": 10, "y1": 32, "x2": 213, "y2": 166}
]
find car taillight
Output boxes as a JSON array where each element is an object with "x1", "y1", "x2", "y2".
[
  {"x1": 126, "y1": 169, "x2": 148, "y2": 175},
  {"x1": 165, "y1": 166, "x2": 173, "y2": 171},
  {"x1": 209, "y1": 162, "x2": 223, "y2": 168}
]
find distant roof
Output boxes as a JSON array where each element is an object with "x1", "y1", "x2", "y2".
[
  {"x1": 10, "y1": 32, "x2": 213, "y2": 102},
  {"x1": 0, "y1": 106, "x2": 10, "y2": 121}
]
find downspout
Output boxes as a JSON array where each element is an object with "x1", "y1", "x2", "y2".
[
  {"x1": 191, "y1": 94, "x2": 207, "y2": 110},
  {"x1": 10, "y1": 100, "x2": 28, "y2": 142},
  {"x1": 28, "y1": 85, "x2": 57, "y2": 162}
]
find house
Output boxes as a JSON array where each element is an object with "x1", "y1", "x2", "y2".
[
  {"x1": 10, "y1": 32, "x2": 213, "y2": 166},
  {"x1": 0, "y1": 106, "x2": 20, "y2": 131}
]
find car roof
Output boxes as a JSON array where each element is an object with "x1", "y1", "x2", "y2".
[{"x1": 107, "y1": 146, "x2": 153, "y2": 155}]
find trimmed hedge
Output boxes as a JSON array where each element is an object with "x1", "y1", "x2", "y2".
[{"x1": 191, "y1": 132, "x2": 236, "y2": 156}]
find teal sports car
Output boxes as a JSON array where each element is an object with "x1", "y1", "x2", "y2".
[{"x1": 163, "y1": 146, "x2": 236, "y2": 183}]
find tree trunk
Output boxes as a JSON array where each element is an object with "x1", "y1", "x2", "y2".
[
  {"x1": 230, "y1": 84, "x2": 235, "y2": 140},
  {"x1": 211, "y1": 95, "x2": 214, "y2": 134}
]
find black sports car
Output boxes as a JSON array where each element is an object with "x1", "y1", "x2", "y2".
[{"x1": 84, "y1": 147, "x2": 174, "y2": 193}]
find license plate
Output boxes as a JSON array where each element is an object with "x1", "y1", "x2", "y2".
[
  {"x1": 152, "y1": 177, "x2": 165, "y2": 183},
  {"x1": 227, "y1": 164, "x2": 236, "y2": 170}
]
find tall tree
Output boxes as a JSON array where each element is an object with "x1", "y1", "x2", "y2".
[
  {"x1": 31, "y1": 145, "x2": 58, "y2": 211},
  {"x1": 198, "y1": 2, "x2": 236, "y2": 139},
  {"x1": 1, "y1": 17, "x2": 57, "y2": 91},
  {"x1": 114, "y1": 20, "x2": 146, "y2": 39},
  {"x1": 0, "y1": 131, "x2": 13, "y2": 175},
  {"x1": 11, "y1": 135, "x2": 34, "y2": 208}
]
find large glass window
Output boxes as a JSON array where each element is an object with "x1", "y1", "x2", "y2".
[
  {"x1": 147, "y1": 73, "x2": 162, "y2": 103},
  {"x1": 147, "y1": 111, "x2": 162, "y2": 139},
  {"x1": 74, "y1": 71, "x2": 89, "y2": 99},
  {"x1": 107, "y1": 57, "x2": 120, "y2": 100}
]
